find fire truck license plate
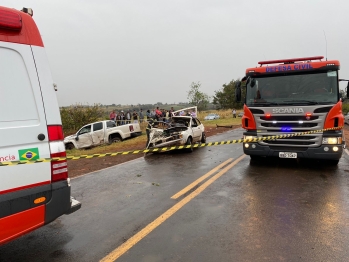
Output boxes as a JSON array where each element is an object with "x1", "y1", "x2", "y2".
[{"x1": 279, "y1": 152, "x2": 297, "y2": 158}]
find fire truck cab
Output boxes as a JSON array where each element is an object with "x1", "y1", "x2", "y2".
[{"x1": 236, "y1": 56, "x2": 345, "y2": 165}]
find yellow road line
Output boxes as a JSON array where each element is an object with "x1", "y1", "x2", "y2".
[
  {"x1": 171, "y1": 158, "x2": 234, "y2": 199},
  {"x1": 100, "y1": 154, "x2": 246, "y2": 262}
]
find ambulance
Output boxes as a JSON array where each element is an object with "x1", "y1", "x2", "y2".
[{"x1": 0, "y1": 6, "x2": 81, "y2": 245}]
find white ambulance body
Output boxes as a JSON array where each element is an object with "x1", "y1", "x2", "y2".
[{"x1": 0, "y1": 6, "x2": 80, "y2": 245}]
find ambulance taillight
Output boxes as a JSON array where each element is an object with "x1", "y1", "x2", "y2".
[{"x1": 48, "y1": 125, "x2": 68, "y2": 182}]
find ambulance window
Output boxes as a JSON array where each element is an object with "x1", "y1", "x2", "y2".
[
  {"x1": 93, "y1": 122, "x2": 103, "y2": 131},
  {"x1": 0, "y1": 47, "x2": 38, "y2": 127}
]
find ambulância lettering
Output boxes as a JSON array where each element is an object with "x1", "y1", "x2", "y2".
[{"x1": 0, "y1": 154, "x2": 16, "y2": 162}]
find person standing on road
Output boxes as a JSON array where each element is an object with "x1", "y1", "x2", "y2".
[
  {"x1": 151, "y1": 109, "x2": 156, "y2": 119},
  {"x1": 116, "y1": 112, "x2": 121, "y2": 126},
  {"x1": 120, "y1": 110, "x2": 125, "y2": 125},
  {"x1": 146, "y1": 109, "x2": 151, "y2": 120},
  {"x1": 165, "y1": 110, "x2": 169, "y2": 123},
  {"x1": 232, "y1": 108, "x2": 236, "y2": 118},
  {"x1": 109, "y1": 110, "x2": 116, "y2": 122},
  {"x1": 169, "y1": 107, "x2": 174, "y2": 118},
  {"x1": 155, "y1": 107, "x2": 162, "y2": 122},
  {"x1": 132, "y1": 110, "x2": 138, "y2": 123},
  {"x1": 162, "y1": 109, "x2": 166, "y2": 124},
  {"x1": 139, "y1": 109, "x2": 144, "y2": 123},
  {"x1": 126, "y1": 110, "x2": 131, "y2": 124}
]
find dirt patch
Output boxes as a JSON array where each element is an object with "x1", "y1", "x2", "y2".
[{"x1": 67, "y1": 125, "x2": 241, "y2": 178}]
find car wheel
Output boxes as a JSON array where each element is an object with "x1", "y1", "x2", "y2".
[
  {"x1": 185, "y1": 137, "x2": 193, "y2": 153},
  {"x1": 201, "y1": 132, "x2": 206, "y2": 143},
  {"x1": 65, "y1": 143, "x2": 75, "y2": 150},
  {"x1": 109, "y1": 136, "x2": 122, "y2": 144}
]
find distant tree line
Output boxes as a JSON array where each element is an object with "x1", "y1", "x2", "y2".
[
  {"x1": 185, "y1": 79, "x2": 244, "y2": 111},
  {"x1": 60, "y1": 78, "x2": 244, "y2": 134},
  {"x1": 212, "y1": 79, "x2": 244, "y2": 110},
  {"x1": 60, "y1": 103, "x2": 104, "y2": 134}
]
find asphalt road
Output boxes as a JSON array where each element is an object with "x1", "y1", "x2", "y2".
[{"x1": 1, "y1": 128, "x2": 349, "y2": 262}]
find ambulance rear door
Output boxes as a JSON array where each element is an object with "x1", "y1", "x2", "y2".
[{"x1": 0, "y1": 42, "x2": 51, "y2": 194}]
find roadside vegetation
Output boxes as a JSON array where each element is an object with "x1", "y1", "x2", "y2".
[
  {"x1": 60, "y1": 104, "x2": 105, "y2": 135},
  {"x1": 343, "y1": 103, "x2": 349, "y2": 114}
]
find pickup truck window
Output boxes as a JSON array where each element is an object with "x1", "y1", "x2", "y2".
[
  {"x1": 79, "y1": 125, "x2": 91, "y2": 135},
  {"x1": 106, "y1": 121, "x2": 116, "y2": 128},
  {"x1": 93, "y1": 122, "x2": 103, "y2": 131}
]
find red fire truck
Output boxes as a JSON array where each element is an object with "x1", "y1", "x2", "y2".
[{"x1": 236, "y1": 56, "x2": 346, "y2": 165}]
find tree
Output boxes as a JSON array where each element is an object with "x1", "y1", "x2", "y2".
[
  {"x1": 60, "y1": 103, "x2": 105, "y2": 134},
  {"x1": 212, "y1": 79, "x2": 244, "y2": 109},
  {"x1": 187, "y1": 82, "x2": 210, "y2": 110}
]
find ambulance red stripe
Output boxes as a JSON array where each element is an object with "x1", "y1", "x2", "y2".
[
  {"x1": 0, "y1": 205, "x2": 45, "y2": 245},
  {"x1": 0, "y1": 181, "x2": 50, "y2": 195}
]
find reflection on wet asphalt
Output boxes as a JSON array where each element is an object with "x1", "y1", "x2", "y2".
[{"x1": 1, "y1": 128, "x2": 349, "y2": 262}]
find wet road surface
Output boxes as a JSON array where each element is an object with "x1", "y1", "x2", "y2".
[{"x1": 1, "y1": 128, "x2": 349, "y2": 262}]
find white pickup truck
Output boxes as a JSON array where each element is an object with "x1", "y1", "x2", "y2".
[{"x1": 64, "y1": 120, "x2": 142, "y2": 149}]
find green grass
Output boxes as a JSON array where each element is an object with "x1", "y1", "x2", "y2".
[{"x1": 202, "y1": 116, "x2": 242, "y2": 127}]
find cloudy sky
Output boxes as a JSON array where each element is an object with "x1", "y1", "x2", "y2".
[{"x1": 4, "y1": 0, "x2": 349, "y2": 106}]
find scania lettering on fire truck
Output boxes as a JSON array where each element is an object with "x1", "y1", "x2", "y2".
[
  {"x1": 235, "y1": 56, "x2": 346, "y2": 165},
  {"x1": 0, "y1": 6, "x2": 81, "y2": 245}
]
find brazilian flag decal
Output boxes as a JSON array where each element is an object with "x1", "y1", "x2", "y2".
[{"x1": 18, "y1": 148, "x2": 40, "y2": 161}]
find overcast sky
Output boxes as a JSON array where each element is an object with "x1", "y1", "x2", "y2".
[{"x1": 4, "y1": 0, "x2": 349, "y2": 106}]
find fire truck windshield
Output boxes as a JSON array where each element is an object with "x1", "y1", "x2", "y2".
[{"x1": 245, "y1": 71, "x2": 339, "y2": 106}]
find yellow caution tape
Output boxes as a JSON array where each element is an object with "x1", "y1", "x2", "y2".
[{"x1": 0, "y1": 126, "x2": 343, "y2": 166}]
